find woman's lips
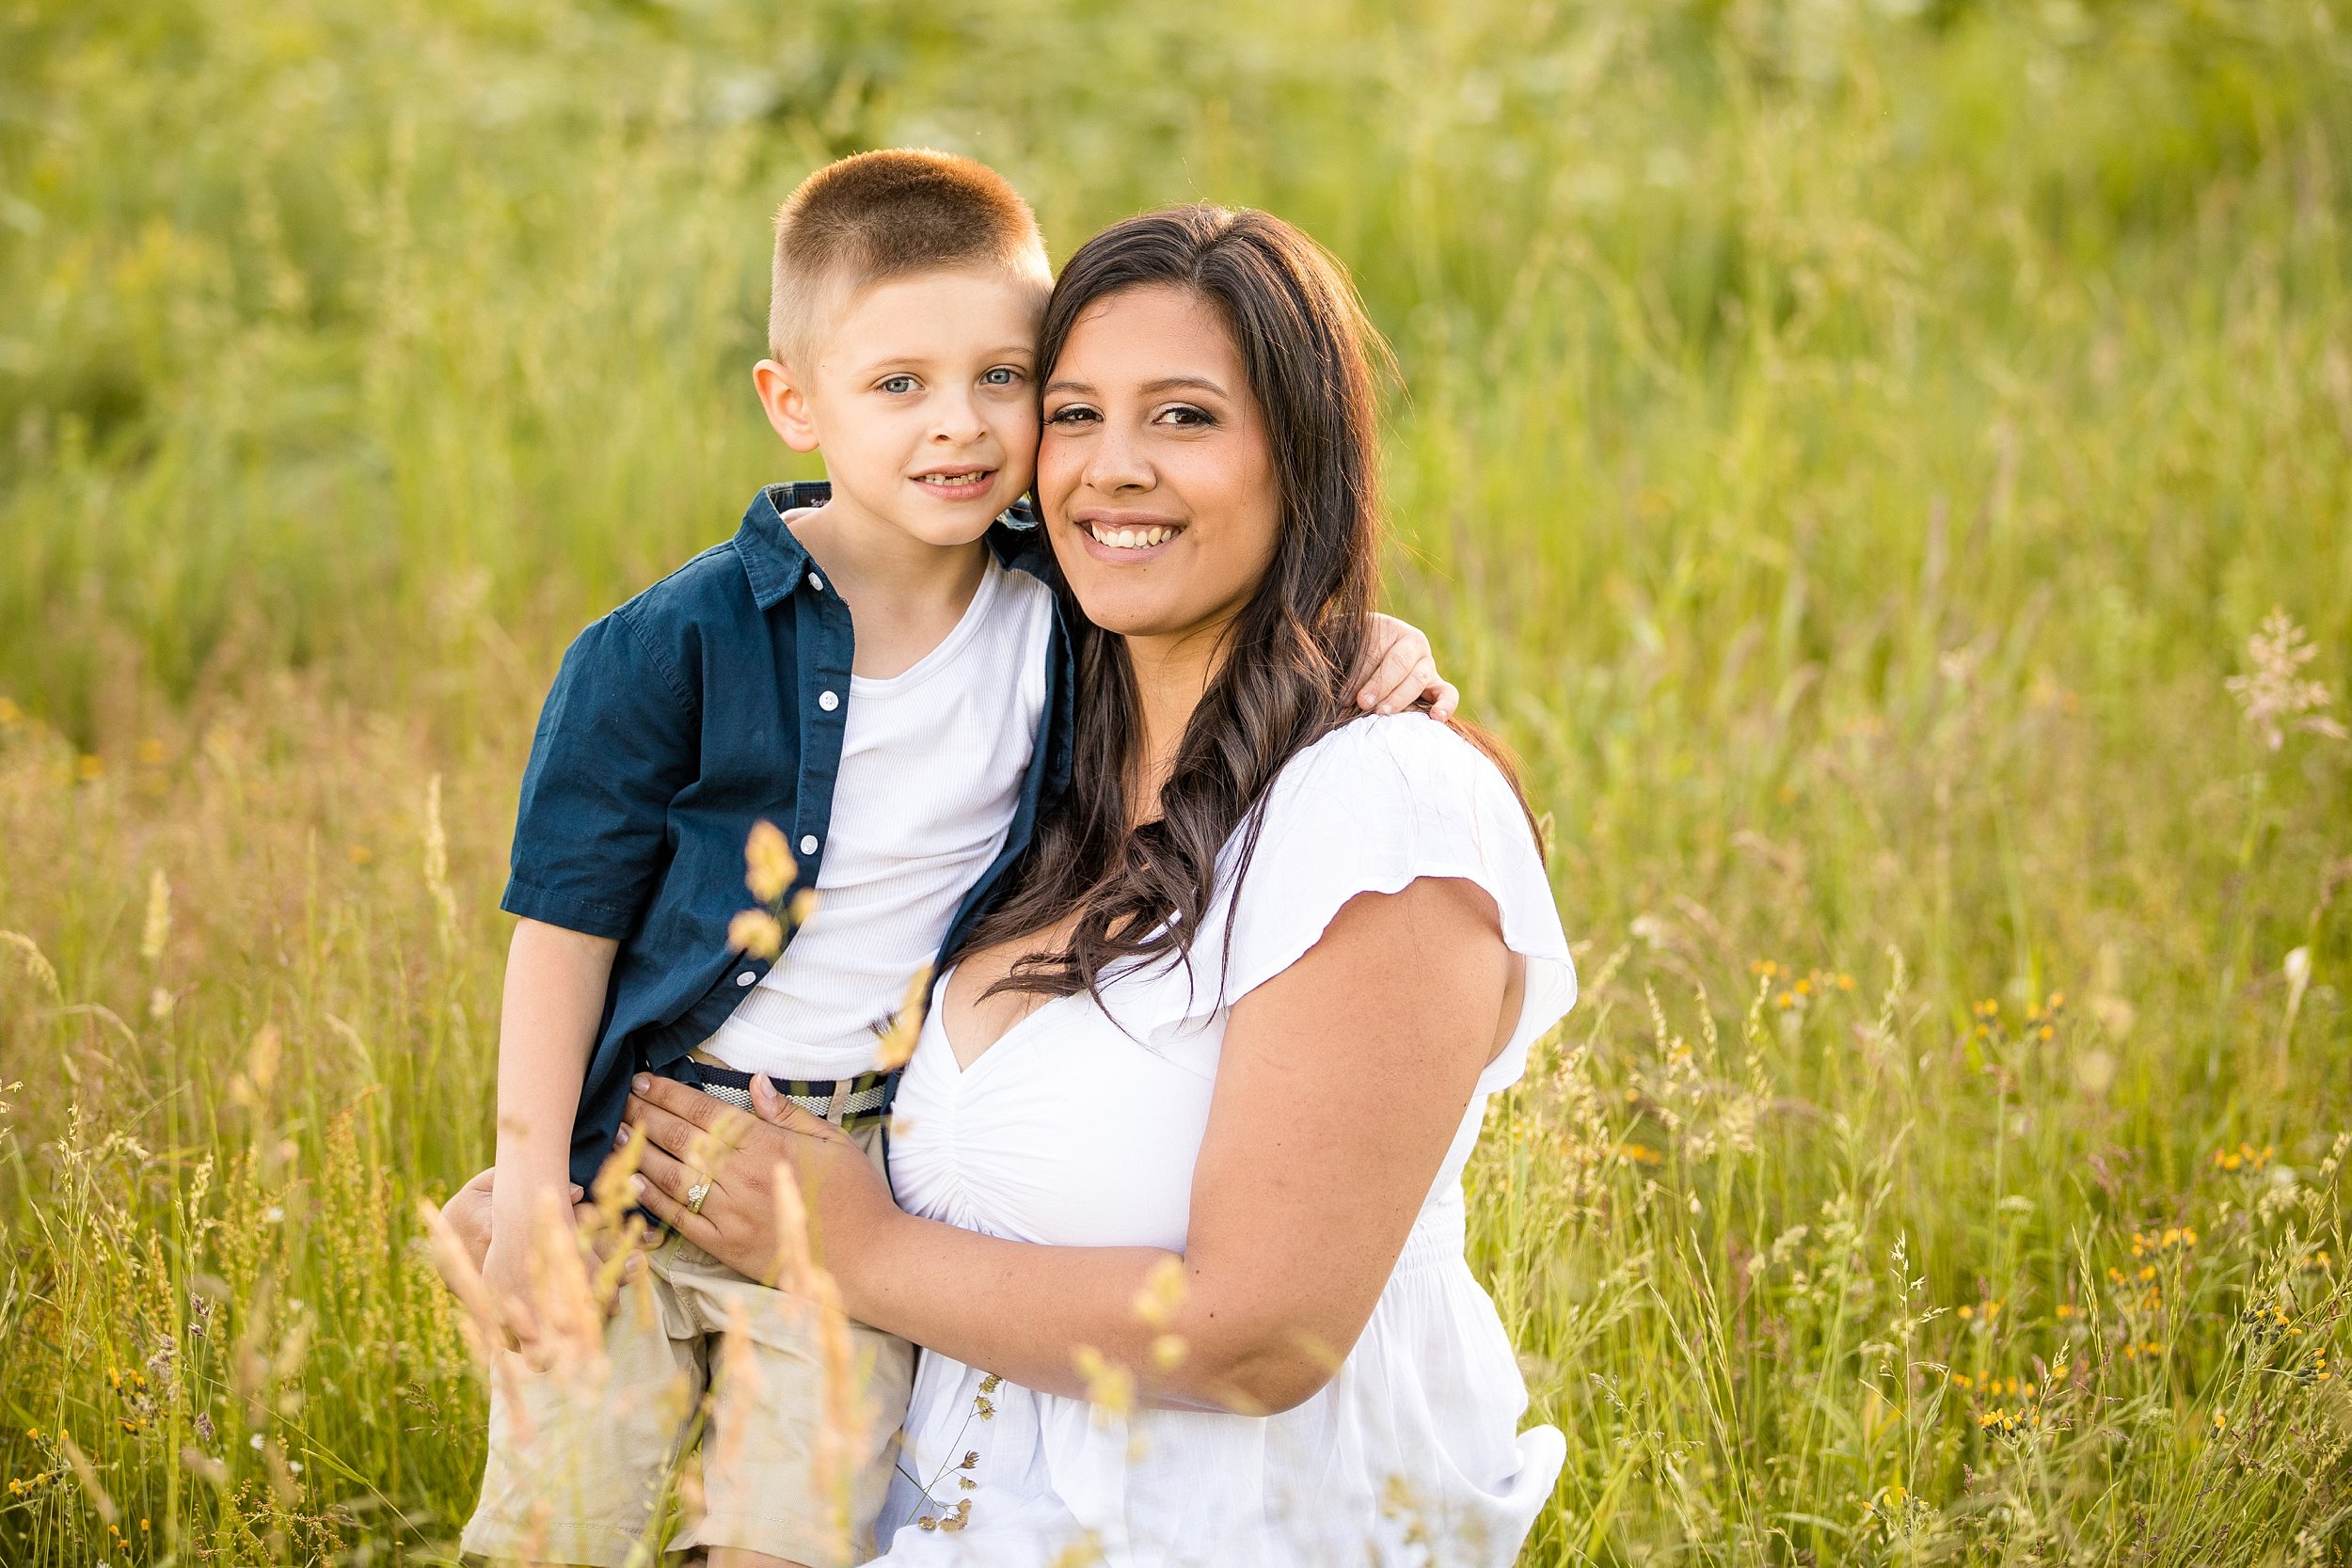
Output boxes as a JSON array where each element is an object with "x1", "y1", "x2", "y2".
[{"x1": 1073, "y1": 515, "x2": 1185, "y2": 559}]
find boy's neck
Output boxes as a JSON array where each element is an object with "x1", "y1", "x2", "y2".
[
  {"x1": 787, "y1": 486, "x2": 993, "y2": 679},
  {"x1": 788, "y1": 488, "x2": 989, "y2": 611}
]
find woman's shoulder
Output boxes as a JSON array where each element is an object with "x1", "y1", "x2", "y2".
[
  {"x1": 1262, "y1": 712, "x2": 1527, "y2": 843},
  {"x1": 1233, "y1": 711, "x2": 1553, "y2": 937},
  {"x1": 1111, "y1": 712, "x2": 1572, "y2": 1042},
  {"x1": 1186, "y1": 710, "x2": 1570, "y2": 1037}
]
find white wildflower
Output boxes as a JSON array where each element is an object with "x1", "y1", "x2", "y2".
[{"x1": 2227, "y1": 609, "x2": 2344, "y2": 751}]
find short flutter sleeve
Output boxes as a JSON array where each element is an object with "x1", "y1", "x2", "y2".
[{"x1": 1107, "y1": 713, "x2": 1578, "y2": 1092}]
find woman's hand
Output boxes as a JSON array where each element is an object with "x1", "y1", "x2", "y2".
[
  {"x1": 619, "y1": 1073, "x2": 901, "y2": 1291},
  {"x1": 1360, "y1": 613, "x2": 1459, "y2": 720}
]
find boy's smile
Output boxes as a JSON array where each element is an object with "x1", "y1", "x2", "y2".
[{"x1": 912, "y1": 464, "x2": 1000, "y2": 502}]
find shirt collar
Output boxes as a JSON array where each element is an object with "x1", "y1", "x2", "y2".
[
  {"x1": 984, "y1": 498, "x2": 1059, "y2": 583},
  {"x1": 733, "y1": 483, "x2": 1058, "y2": 610},
  {"x1": 732, "y1": 483, "x2": 823, "y2": 610}
]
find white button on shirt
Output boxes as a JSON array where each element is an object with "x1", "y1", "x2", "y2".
[
  {"x1": 800, "y1": 834, "x2": 819, "y2": 855},
  {"x1": 818, "y1": 690, "x2": 840, "y2": 712},
  {"x1": 808, "y1": 572, "x2": 824, "y2": 592}
]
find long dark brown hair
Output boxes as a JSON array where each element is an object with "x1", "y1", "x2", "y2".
[{"x1": 960, "y1": 204, "x2": 1518, "y2": 1004}]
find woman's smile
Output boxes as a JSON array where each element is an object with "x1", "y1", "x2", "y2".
[{"x1": 1073, "y1": 508, "x2": 1186, "y2": 558}]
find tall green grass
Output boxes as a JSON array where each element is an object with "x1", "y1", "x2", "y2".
[{"x1": 3, "y1": 0, "x2": 2350, "y2": 1560}]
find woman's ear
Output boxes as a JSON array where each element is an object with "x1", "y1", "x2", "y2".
[{"x1": 754, "y1": 359, "x2": 822, "y2": 453}]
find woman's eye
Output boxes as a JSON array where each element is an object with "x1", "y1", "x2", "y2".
[
  {"x1": 981, "y1": 367, "x2": 1024, "y2": 388},
  {"x1": 879, "y1": 374, "x2": 918, "y2": 395},
  {"x1": 1045, "y1": 404, "x2": 1101, "y2": 427},
  {"x1": 1155, "y1": 404, "x2": 1215, "y2": 428}
]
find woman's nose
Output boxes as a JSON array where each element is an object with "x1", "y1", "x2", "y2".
[{"x1": 1084, "y1": 420, "x2": 1153, "y2": 493}]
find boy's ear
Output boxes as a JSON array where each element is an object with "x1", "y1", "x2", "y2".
[{"x1": 754, "y1": 359, "x2": 821, "y2": 453}]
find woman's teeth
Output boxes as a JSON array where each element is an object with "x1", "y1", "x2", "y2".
[
  {"x1": 917, "y1": 471, "x2": 990, "y2": 488},
  {"x1": 1089, "y1": 524, "x2": 1176, "y2": 550}
]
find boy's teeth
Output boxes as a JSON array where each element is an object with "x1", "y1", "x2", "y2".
[{"x1": 920, "y1": 471, "x2": 987, "y2": 486}]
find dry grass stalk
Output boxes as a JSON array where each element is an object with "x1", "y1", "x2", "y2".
[{"x1": 768, "y1": 1158, "x2": 860, "y2": 1560}]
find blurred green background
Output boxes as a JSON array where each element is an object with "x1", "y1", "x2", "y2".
[
  {"x1": 10, "y1": 0, "x2": 2347, "y2": 730},
  {"x1": 4, "y1": 0, "x2": 2351, "y2": 1562}
]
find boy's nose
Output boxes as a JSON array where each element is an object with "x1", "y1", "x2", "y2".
[{"x1": 930, "y1": 391, "x2": 989, "y2": 445}]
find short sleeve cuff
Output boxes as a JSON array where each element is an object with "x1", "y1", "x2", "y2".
[{"x1": 500, "y1": 878, "x2": 640, "y2": 940}]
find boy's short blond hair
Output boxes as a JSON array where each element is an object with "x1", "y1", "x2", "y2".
[{"x1": 768, "y1": 149, "x2": 1051, "y2": 370}]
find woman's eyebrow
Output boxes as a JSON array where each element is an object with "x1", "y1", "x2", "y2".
[{"x1": 1043, "y1": 374, "x2": 1229, "y2": 398}]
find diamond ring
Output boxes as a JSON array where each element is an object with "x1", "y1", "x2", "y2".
[{"x1": 685, "y1": 1180, "x2": 710, "y2": 1215}]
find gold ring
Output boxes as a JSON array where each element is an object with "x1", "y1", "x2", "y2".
[{"x1": 685, "y1": 1180, "x2": 710, "y2": 1214}]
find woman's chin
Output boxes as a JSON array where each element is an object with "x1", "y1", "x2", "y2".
[
  {"x1": 1062, "y1": 569, "x2": 1259, "y2": 646},
  {"x1": 1075, "y1": 600, "x2": 1170, "y2": 639},
  {"x1": 1056, "y1": 562, "x2": 1159, "y2": 630}
]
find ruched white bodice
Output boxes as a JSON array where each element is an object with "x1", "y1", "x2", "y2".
[{"x1": 871, "y1": 715, "x2": 1577, "y2": 1566}]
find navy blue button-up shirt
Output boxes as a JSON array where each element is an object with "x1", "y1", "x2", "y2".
[{"x1": 502, "y1": 482, "x2": 1073, "y2": 1189}]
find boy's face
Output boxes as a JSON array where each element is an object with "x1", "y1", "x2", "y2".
[{"x1": 757, "y1": 266, "x2": 1045, "y2": 549}]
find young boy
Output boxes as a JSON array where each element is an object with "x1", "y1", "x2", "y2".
[{"x1": 458, "y1": 150, "x2": 1451, "y2": 1567}]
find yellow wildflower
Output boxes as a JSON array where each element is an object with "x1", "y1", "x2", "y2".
[
  {"x1": 744, "y1": 819, "x2": 797, "y2": 903},
  {"x1": 727, "y1": 909, "x2": 786, "y2": 959}
]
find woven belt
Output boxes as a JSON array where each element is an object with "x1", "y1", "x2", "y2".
[{"x1": 677, "y1": 1058, "x2": 891, "y2": 1130}]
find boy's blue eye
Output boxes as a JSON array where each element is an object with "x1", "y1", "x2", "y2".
[
  {"x1": 879, "y1": 374, "x2": 918, "y2": 394},
  {"x1": 981, "y1": 367, "x2": 1022, "y2": 387}
]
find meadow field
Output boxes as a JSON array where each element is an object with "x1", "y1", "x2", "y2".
[{"x1": 5, "y1": 0, "x2": 2352, "y2": 1560}]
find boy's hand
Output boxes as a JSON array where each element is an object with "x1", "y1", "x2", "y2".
[
  {"x1": 479, "y1": 1227, "x2": 546, "y2": 1350},
  {"x1": 437, "y1": 1166, "x2": 513, "y2": 1279},
  {"x1": 439, "y1": 1168, "x2": 637, "y2": 1347},
  {"x1": 1361, "y1": 613, "x2": 1459, "y2": 721}
]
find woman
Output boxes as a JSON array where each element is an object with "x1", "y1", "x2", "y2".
[{"x1": 619, "y1": 204, "x2": 1576, "y2": 1566}]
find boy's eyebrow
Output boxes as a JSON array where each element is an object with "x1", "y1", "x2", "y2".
[{"x1": 850, "y1": 344, "x2": 1038, "y2": 373}]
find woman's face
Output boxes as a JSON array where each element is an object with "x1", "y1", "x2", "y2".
[{"x1": 1036, "y1": 284, "x2": 1280, "y2": 645}]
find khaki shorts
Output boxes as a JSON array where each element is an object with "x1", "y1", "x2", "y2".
[{"x1": 461, "y1": 1121, "x2": 913, "y2": 1567}]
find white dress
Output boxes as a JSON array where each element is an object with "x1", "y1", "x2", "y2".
[{"x1": 871, "y1": 714, "x2": 1578, "y2": 1567}]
